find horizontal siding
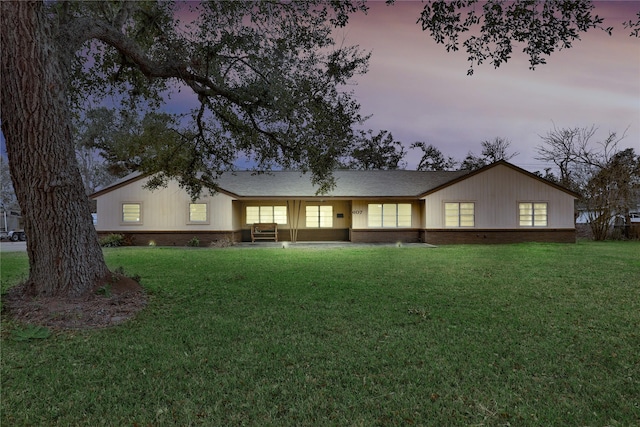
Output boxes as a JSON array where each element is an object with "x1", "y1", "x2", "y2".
[{"x1": 423, "y1": 164, "x2": 575, "y2": 229}]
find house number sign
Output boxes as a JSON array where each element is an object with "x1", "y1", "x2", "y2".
[{"x1": 352, "y1": 210, "x2": 363, "y2": 215}]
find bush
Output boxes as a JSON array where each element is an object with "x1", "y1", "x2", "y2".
[
  {"x1": 210, "y1": 237, "x2": 235, "y2": 248},
  {"x1": 186, "y1": 237, "x2": 200, "y2": 247},
  {"x1": 99, "y1": 233, "x2": 124, "y2": 247}
]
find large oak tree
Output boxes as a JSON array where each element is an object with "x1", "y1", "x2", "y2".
[{"x1": 0, "y1": 0, "x2": 626, "y2": 299}]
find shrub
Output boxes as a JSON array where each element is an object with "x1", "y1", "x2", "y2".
[
  {"x1": 186, "y1": 237, "x2": 200, "y2": 247},
  {"x1": 99, "y1": 233, "x2": 124, "y2": 247},
  {"x1": 210, "y1": 237, "x2": 235, "y2": 248}
]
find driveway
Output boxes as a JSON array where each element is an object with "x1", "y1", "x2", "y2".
[{"x1": 0, "y1": 241, "x2": 27, "y2": 252}]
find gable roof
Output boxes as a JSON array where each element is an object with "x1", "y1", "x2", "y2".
[
  {"x1": 91, "y1": 169, "x2": 471, "y2": 199},
  {"x1": 91, "y1": 161, "x2": 577, "y2": 200},
  {"x1": 216, "y1": 170, "x2": 470, "y2": 198},
  {"x1": 420, "y1": 160, "x2": 580, "y2": 198}
]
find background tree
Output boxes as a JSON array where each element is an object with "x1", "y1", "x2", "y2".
[
  {"x1": 581, "y1": 148, "x2": 639, "y2": 240},
  {"x1": 342, "y1": 129, "x2": 407, "y2": 170},
  {"x1": 411, "y1": 142, "x2": 458, "y2": 171},
  {"x1": 536, "y1": 124, "x2": 596, "y2": 190},
  {"x1": 73, "y1": 109, "x2": 122, "y2": 194},
  {"x1": 536, "y1": 125, "x2": 637, "y2": 240},
  {"x1": 0, "y1": 156, "x2": 18, "y2": 215},
  {"x1": 460, "y1": 137, "x2": 518, "y2": 170}
]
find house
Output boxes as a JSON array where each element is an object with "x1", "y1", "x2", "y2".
[{"x1": 90, "y1": 161, "x2": 578, "y2": 245}]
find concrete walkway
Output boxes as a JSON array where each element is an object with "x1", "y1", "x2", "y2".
[{"x1": 235, "y1": 241, "x2": 436, "y2": 249}]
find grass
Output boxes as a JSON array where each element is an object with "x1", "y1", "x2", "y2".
[{"x1": 1, "y1": 241, "x2": 639, "y2": 426}]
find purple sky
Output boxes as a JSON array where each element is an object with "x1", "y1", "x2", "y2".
[
  {"x1": 1, "y1": 1, "x2": 637, "y2": 175},
  {"x1": 340, "y1": 1, "x2": 640, "y2": 171}
]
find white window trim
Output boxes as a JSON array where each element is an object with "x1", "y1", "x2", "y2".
[
  {"x1": 306, "y1": 205, "x2": 333, "y2": 228},
  {"x1": 444, "y1": 202, "x2": 475, "y2": 228},
  {"x1": 518, "y1": 201, "x2": 548, "y2": 227},
  {"x1": 367, "y1": 203, "x2": 412, "y2": 228},
  {"x1": 187, "y1": 202, "x2": 210, "y2": 225},
  {"x1": 245, "y1": 205, "x2": 288, "y2": 225},
  {"x1": 121, "y1": 202, "x2": 143, "y2": 225}
]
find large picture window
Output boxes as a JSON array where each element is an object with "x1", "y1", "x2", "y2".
[
  {"x1": 122, "y1": 203, "x2": 142, "y2": 224},
  {"x1": 306, "y1": 205, "x2": 333, "y2": 228},
  {"x1": 368, "y1": 203, "x2": 411, "y2": 227},
  {"x1": 519, "y1": 202, "x2": 547, "y2": 226},
  {"x1": 189, "y1": 203, "x2": 208, "y2": 223},
  {"x1": 246, "y1": 206, "x2": 287, "y2": 224},
  {"x1": 445, "y1": 202, "x2": 474, "y2": 227}
]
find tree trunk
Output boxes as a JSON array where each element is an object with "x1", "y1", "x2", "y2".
[{"x1": 1, "y1": 2, "x2": 110, "y2": 297}]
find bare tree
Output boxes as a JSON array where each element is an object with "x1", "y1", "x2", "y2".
[
  {"x1": 480, "y1": 137, "x2": 518, "y2": 163},
  {"x1": 536, "y1": 125, "x2": 638, "y2": 240},
  {"x1": 461, "y1": 137, "x2": 518, "y2": 170},
  {"x1": 536, "y1": 124, "x2": 597, "y2": 190},
  {"x1": 411, "y1": 142, "x2": 458, "y2": 171}
]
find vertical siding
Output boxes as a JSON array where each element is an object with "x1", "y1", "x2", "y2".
[
  {"x1": 423, "y1": 164, "x2": 575, "y2": 229},
  {"x1": 94, "y1": 178, "x2": 235, "y2": 231}
]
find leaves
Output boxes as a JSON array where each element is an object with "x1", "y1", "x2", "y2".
[
  {"x1": 58, "y1": 2, "x2": 371, "y2": 198},
  {"x1": 342, "y1": 129, "x2": 407, "y2": 170},
  {"x1": 419, "y1": 0, "x2": 612, "y2": 75}
]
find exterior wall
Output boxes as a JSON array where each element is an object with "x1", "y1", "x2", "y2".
[
  {"x1": 94, "y1": 177, "x2": 236, "y2": 232},
  {"x1": 97, "y1": 231, "x2": 239, "y2": 247},
  {"x1": 237, "y1": 200, "x2": 352, "y2": 241},
  {"x1": 351, "y1": 229, "x2": 422, "y2": 243},
  {"x1": 349, "y1": 200, "x2": 423, "y2": 243},
  {"x1": 423, "y1": 164, "x2": 576, "y2": 229},
  {"x1": 240, "y1": 228, "x2": 350, "y2": 242},
  {"x1": 422, "y1": 229, "x2": 576, "y2": 245}
]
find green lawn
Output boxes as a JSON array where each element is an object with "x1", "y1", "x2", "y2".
[{"x1": 2, "y1": 242, "x2": 639, "y2": 426}]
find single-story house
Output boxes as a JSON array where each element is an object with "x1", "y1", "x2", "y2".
[{"x1": 90, "y1": 160, "x2": 578, "y2": 245}]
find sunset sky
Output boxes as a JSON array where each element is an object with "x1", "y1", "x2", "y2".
[
  {"x1": 341, "y1": 1, "x2": 640, "y2": 172},
  {"x1": 1, "y1": 1, "x2": 637, "y2": 175}
]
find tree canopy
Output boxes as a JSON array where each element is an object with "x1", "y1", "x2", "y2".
[
  {"x1": 418, "y1": 0, "x2": 626, "y2": 75},
  {"x1": 341, "y1": 129, "x2": 407, "y2": 170},
  {"x1": 64, "y1": 1, "x2": 370, "y2": 196}
]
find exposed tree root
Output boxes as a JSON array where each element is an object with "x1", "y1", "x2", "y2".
[{"x1": 2, "y1": 274, "x2": 147, "y2": 330}]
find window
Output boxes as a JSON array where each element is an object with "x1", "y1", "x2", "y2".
[
  {"x1": 189, "y1": 203, "x2": 208, "y2": 223},
  {"x1": 368, "y1": 203, "x2": 412, "y2": 227},
  {"x1": 306, "y1": 205, "x2": 333, "y2": 228},
  {"x1": 519, "y1": 202, "x2": 547, "y2": 227},
  {"x1": 445, "y1": 202, "x2": 474, "y2": 227},
  {"x1": 122, "y1": 203, "x2": 141, "y2": 224},
  {"x1": 246, "y1": 206, "x2": 287, "y2": 224}
]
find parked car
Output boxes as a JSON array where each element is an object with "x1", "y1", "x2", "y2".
[
  {"x1": 7, "y1": 230, "x2": 26, "y2": 241},
  {"x1": 630, "y1": 212, "x2": 640, "y2": 223}
]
